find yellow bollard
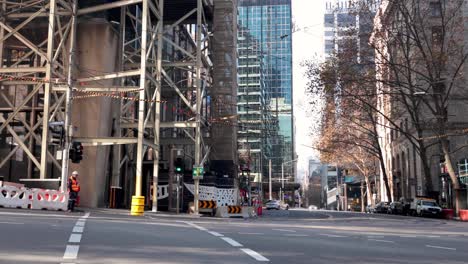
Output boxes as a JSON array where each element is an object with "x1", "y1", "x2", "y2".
[{"x1": 131, "y1": 195, "x2": 145, "y2": 216}]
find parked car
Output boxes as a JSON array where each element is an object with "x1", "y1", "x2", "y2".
[
  {"x1": 308, "y1": 205, "x2": 318, "y2": 211},
  {"x1": 410, "y1": 197, "x2": 442, "y2": 217},
  {"x1": 399, "y1": 198, "x2": 413, "y2": 215},
  {"x1": 389, "y1": 201, "x2": 404, "y2": 215},
  {"x1": 265, "y1": 200, "x2": 289, "y2": 210},
  {"x1": 365, "y1": 204, "x2": 375, "y2": 213},
  {"x1": 375, "y1": 202, "x2": 390, "y2": 213}
]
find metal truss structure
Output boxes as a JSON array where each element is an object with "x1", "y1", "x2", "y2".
[{"x1": 0, "y1": 0, "x2": 213, "y2": 213}]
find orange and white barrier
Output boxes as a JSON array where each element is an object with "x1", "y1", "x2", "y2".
[
  {"x1": 31, "y1": 189, "x2": 68, "y2": 211},
  {"x1": 0, "y1": 185, "x2": 30, "y2": 209},
  {"x1": 216, "y1": 206, "x2": 253, "y2": 218}
]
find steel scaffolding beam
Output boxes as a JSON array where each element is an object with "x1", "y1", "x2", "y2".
[
  {"x1": 0, "y1": 0, "x2": 213, "y2": 211},
  {"x1": 0, "y1": 0, "x2": 73, "y2": 180}
]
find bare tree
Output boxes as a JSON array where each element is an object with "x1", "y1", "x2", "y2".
[
  {"x1": 304, "y1": 29, "x2": 392, "y2": 203},
  {"x1": 371, "y1": 0, "x2": 468, "y2": 214}
]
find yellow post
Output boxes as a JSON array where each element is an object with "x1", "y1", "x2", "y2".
[{"x1": 131, "y1": 196, "x2": 145, "y2": 216}]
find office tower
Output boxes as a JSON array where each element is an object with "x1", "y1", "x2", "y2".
[{"x1": 238, "y1": 0, "x2": 294, "y2": 200}]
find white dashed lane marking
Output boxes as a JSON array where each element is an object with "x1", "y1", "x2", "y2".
[
  {"x1": 426, "y1": 245, "x2": 456, "y2": 251},
  {"x1": 207, "y1": 231, "x2": 224, "y2": 237},
  {"x1": 221, "y1": 237, "x2": 243, "y2": 247},
  {"x1": 241, "y1": 248, "x2": 270, "y2": 262},
  {"x1": 272, "y1": 229, "x2": 296, "y2": 233},
  {"x1": 285, "y1": 234, "x2": 308, "y2": 237},
  {"x1": 186, "y1": 222, "x2": 208, "y2": 231},
  {"x1": 75, "y1": 221, "x2": 86, "y2": 227},
  {"x1": 63, "y1": 245, "x2": 80, "y2": 259},
  {"x1": 186, "y1": 222, "x2": 269, "y2": 261},
  {"x1": 0, "y1": 222, "x2": 24, "y2": 225},
  {"x1": 368, "y1": 239, "x2": 395, "y2": 243},
  {"x1": 62, "y1": 212, "x2": 90, "y2": 261},
  {"x1": 72, "y1": 226, "x2": 84, "y2": 233},
  {"x1": 319, "y1": 233, "x2": 348, "y2": 238},
  {"x1": 68, "y1": 234, "x2": 82, "y2": 243}
]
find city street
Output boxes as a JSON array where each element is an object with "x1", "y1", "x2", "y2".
[{"x1": 1, "y1": 208, "x2": 467, "y2": 264}]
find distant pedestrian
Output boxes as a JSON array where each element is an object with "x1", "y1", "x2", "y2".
[{"x1": 67, "y1": 171, "x2": 81, "y2": 212}]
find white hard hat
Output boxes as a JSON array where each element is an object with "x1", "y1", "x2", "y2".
[{"x1": 72, "y1": 171, "x2": 79, "y2": 175}]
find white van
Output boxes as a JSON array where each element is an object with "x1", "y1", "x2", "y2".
[{"x1": 410, "y1": 197, "x2": 442, "y2": 217}]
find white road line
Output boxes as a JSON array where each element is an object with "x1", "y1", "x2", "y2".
[
  {"x1": 62, "y1": 212, "x2": 88, "y2": 262},
  {"x1": 427, "y1": 235, "x2": 441, "y2": 238},
  {"x1": 272, "y1": 229, "x2": 296, "y2": 233},
  {"x1": 284, "y1": 234, "x2": 308, "y2": 237},
  {"x1": 208, "y1": 231, "x2": 224, "y2": 237},
  {"x1": 319, "y1": 233, "x2": 348, "y2": 238},
  {"x1": 368, "y1": 239, "x2": 395, "y2": 243},
  {"x1": 63, "y1": 245, "x2": 80, "y2": 259},
  {"x1": 399, "y1": 235, "x2": 418, "y2": 238},
  {"x1": 72, "y1": 226, "x2": 84, "y2": 233},
  {"x1": 68, "y1": 234, "x2": 82, "y2": 243},
  {"x1": 0, "y1": 222, "x2": 24, "y2": 225},
  {"x1": 75, "y1": 221, "x2": 86, "y2": 227},
  {"x1": 239, "y1": 232, "x2": 265, "y2": 235},
  {"x1": 221, "y1": 237, "x2": 243, "y2": 247},
  {"x1": 241, "y1": 248, "x2": 269, "y2": 262},
  {"x1": 426, "y1": 245, "x2": 456, "y2": 251},
  {"x1": 186, "y1": 222, "x2": 208, "y2": 231}
]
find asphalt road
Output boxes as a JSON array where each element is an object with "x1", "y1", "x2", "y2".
[{"x1": 0, "y1": 207, "x2": 467, "y2": 264}]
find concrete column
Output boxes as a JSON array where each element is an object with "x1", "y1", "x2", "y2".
[
  {"x1": 211, "y1": 0, "x2": 238, "y2": 161},
  {"x1": 70, "y1": 19, "x2": 119, "y2": 207}
]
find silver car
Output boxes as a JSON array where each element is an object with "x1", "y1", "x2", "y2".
[{"x1": 265, "y1": 200, "x2": 289, "y2": 210}]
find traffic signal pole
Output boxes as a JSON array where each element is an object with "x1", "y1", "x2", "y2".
[
  {"x1": 60, "y1": 0, "x2": 77, "y2": 192},
  {"x1": 193, "y1": 0, "x2": 203, "y2": 215},
  {"x1": 169, "y1": 146, "x2": 175, "y2": 210}
]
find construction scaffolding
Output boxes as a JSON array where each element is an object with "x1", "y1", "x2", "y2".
[{"x1": 0, "y1": 0, "x2": 236, "y2": 213}]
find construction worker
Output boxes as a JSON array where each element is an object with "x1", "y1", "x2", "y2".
[{"x1": 67, "y1": 171, "x2": 81, "y2": 212}]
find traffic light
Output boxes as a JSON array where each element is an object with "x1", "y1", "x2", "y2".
[
  {"x1": 174, "y1": 157, "x2": 184, "y2": 173},
  {"x1": 49, "y1": 123, "x2": 64, "y2": 146},
  {"x1": 69, "y1": 142, "x2": 83, "y2": 163}
]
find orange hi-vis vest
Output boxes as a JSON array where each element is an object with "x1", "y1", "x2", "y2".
[{"x1": 69, "y1": 177, "x2": 80, "y2": 192}]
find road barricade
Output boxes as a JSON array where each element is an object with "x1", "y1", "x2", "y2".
[
  {"x1": 31, "y1": 189, "x2": 68, "y2": 211},
  {"x1": 199, "y1": 200, "x2": 217, "y2": 216},
  {"x1": 0, "y1": 185, "x2": 30, "y2": 209},
  {"x1": 216, "y1": 206, "x2": 253, "y2": 218}
]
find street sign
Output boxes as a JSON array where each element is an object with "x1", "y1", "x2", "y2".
[{"x1": 192, "y1": 167, "x2": 204, "y2": 179}]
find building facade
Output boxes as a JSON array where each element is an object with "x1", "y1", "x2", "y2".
[
  {"x1": 324, "y1": 0, "x2": 379, "y2": 60},
  {"x1": 372, "y1": 0, "x2": 468, "y2": 208},
  {"x1": 238, "y1": 0, "x2": 295, "y2": 201},
  {"x1": 321, "y1": 0, "x2": 379, "y2": 209}
]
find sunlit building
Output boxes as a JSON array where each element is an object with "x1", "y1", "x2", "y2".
[{"x1": 238, "y1": 0, "x2": 296, "y2": 201}]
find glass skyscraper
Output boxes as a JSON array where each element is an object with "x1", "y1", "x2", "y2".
[{"x1": 237, "y1": 0, "x2": 294, "y2": 200}]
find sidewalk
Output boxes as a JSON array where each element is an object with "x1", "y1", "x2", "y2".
[{"x1": 84, "y1": 207, "x2": 233, "y2": 221}]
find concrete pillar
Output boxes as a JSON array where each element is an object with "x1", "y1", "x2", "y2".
[
  {"x1": 210, "y1": 0, "x2": 238, "y2": 173},
  {"x1": 70, "y1": 19, "x2": 119, "y2": 207}
]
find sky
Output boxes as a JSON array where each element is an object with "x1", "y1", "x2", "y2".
[{"x1": 292, "y1": 0, "x2": 326, "y2": 181}]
